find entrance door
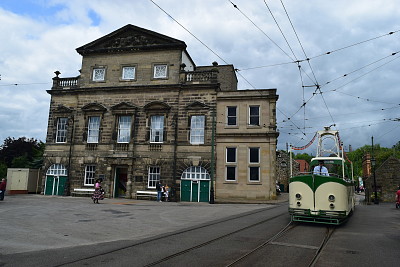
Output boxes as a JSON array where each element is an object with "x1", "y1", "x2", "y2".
[
  {"x1": 180, "y1": 166, "x2": 210, "y2": 202},
  {"x1": 44, "y1": 175, "x2": 67, "y2": 195},
  {"x1": 114, "y1": 167, "x2": 128, "y2": 198}
]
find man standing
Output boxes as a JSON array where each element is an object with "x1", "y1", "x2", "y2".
[
  {"x1": 313, "y1": 161, "x2": 329, "y2": 176},
  {"x1": 156, "y1": 181, "x2": 163, "y2": 202},
  {"x1": 0, "y1": 178, "x2": 7, "y2": 201}
]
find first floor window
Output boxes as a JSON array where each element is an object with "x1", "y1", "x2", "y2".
[
  {"x1": 122, "y1": 66, "x2": 136, "y2": 80},
  {"x1": 92, "y1": 68, "x2": 105, "y2": 81},
  {"x1": 226, "y1": 166, "x2": 236, "y2": 181},
  {"x1": 190, "y1": 115, "x2": 205, "y2": 144},
  {"x1": 87, "y1": 116, "x2": 100, "y2": 143},
  {"x1": 227, "y1": 106, "x2": 237, "y2": 126},
  {"x1": 56, "y1": 117, "x2": 68, "y2": 143},
  {"x1": 249, "y1": 166, "x2": 260, "y2": 181},
  {"x1": 249, "y1": 105, "x2": 260, "y2": 126},
  {"x1": 226, "y1": 147, "x2": 237, "y2": 163},
  {"x1": 148, "y1": 166, "x2": 160, "y2": 188},
  {"x1": 150, "y1": 115, "x2": 164, "y2": 143},
  {"x1": 249, "y1": 147, "x2": 260, "y2": 163},
  {"x1": 85, "y1": 165, "x2": 96, "y2": 186},
  {"x1": 153, "y1": 64, "x2": 168, "y2": 78},
  {"x1": 117, "y1": 116, "x2": 131, "y2": 143}
]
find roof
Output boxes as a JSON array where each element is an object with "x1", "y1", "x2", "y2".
[{"x1": 76, "y1": 24, "x2": 187, "y2": 56}]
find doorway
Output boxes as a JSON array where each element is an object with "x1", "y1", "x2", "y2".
[{"x1": 114, "y1": 167, "x2": 128, "y2": 198}]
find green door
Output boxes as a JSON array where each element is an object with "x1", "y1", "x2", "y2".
[
  {"x1": 181, "y1": 180, "x2": 191, "y2": 201},
  {"x1": 45, "y1": 176, "x2": 55, "y2": 195},
  {"x1": 192, "y1": 181, "x2": 199, "y2": 202},
  {"x1": 57, "y1": 177, "x2": 67, "y2": 196},
  {"x1": 199, "y1": 180, "x2": 210, "y2": 202}
]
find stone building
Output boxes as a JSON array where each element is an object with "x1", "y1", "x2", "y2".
[
  {"x1": 275, "y1": 151, "x2": 299, "y2": 193},
  {"x1": 42, "y1": 24, "x2": 279, "y2": 202}
]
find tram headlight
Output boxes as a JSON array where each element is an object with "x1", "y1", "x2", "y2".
[
  {"x1": 295, "y1": 193, "x2": 302, "y2": 200},
  {"x1": 330, "y1": 203, "x2": 335, "y2": 209},
  {"x1": 297, "y1": 201, "x2": 301, "y2": 207},
  {"x1": 328, "y1": 194, "x2": 335, "y2": 202}
]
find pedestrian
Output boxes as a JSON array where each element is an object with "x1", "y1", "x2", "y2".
[
  {"x1": 164, "y1": 184, "x2": 170, "y2": 201},
  {"x1": 156, "y1": 181, "x2": 163, "y2": 202},
  {"x1": 0, "y1": 178, "x2": 7, "y2": 201},
  {"x1": 91, "y1": 179, "x2": 104, "y2": 204},
  {"x1": 396, "y1": 186, "x2": 400, "y2": 209},
  {"x1": 313, "y1": 160, "x2": 329, "y2": 176}
]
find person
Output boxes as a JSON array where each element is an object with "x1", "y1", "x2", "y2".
[
  {"x1": 164, "y1": 184, "x2": 170, "y2": 201},
  {"x1": 396, "y1": 186, "x2": 400, "y2": 209},
  {"x1": 0, "y1": 178, "x2": 7, "y2": 201},
  {"x1": 313, "y1": 161, "x2": 329, "y2": 176},
  {"x1": 91, "y1": 179, "x2": 104, "y2": 204},
  {"x1": 156, "y1": 181, "x2": 163, "y2": 202}
]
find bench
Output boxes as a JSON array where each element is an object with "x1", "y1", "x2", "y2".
[
  {"x1": 136, "y1": 190, "x2": 157, "y2": 200},
  {"x1": 72, "y1": 188, "x2": 95, "y2": 197}
]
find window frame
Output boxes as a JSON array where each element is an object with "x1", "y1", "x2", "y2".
[
  {"x1": 121, "y1": 66, "x2": 136, "y2": 80},
  {"x1": 56, "y1": 117, "x2": 68, "y2": 143},
  {"x1": 226, "y1": 166, "x2": 237, "y2": 181},
  {"x1": 92, "y1": 67, "x2": 106, "y2": 82},
  {"x1": 249, "y1": 147, "x2": 260, "y2": 164},
  {"x1": 226, "y1": 106, "x2": 237, "y2": 126},
  {"x1": 150, "y1": 115, "x2": 164, "y2": 143},
  {"x1": 117, "y1": 115, "x2": 131, "y2": 143},
  {"x1": 148, "y1": 166, "x2": 160, "y2": 189},
  {"x1": 190, "y1": 115, "x2": 205, "y2": 144},
  {"x1": 87, "y1": 116, "x2": 100, "y2": 143},
  {"x1": 153, "y1": 64, "x2": 168, "y2": 79},
  {"x1": 248, "y1": 105, "x2": 260, "y2": 126},
  {"x1": 84, "y1": 165, "x2": 96, "y2": 186},
  {"x1": 226, "y1": 147, "x2": 237, "y2": 163}
]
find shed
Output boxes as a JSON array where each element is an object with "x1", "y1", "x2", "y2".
[{"x1": 6, "y1": 168, "x2": 41, "y2": 194}]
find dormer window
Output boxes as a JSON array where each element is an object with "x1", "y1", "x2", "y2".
[
  {"x1": 122, "y1": 66, "x2": 136, "y2": 80},
  {"x1": 153, "y1": 64, "x2": 168, "y2": 79},
  {"x1": 92, "y1": 67, "x2": 105, "y2": 81}
]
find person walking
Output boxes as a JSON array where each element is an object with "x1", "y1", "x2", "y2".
[
  {"x1": 0, "y1": 178, "x2": 7, "y2": 201},
  {"x1": 91, "y1": 179, "x2": 104, "y2": 204},
  {"x1": 156, "y1": 181, "x2": 163, "y2": 202}
]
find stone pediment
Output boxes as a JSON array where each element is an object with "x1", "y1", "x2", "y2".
[
  {"x1": 111, "y1": 102, "x2": 138, "y2": 114},
  {"x1": 54, "y1": 105, "x2": 73, "y2": 113},
  {"x1": 76, "y1": 24, "x2": 186, "y2": 55},
  {"x1": 143, "y1": 101, "x2": 171, "y2": 111},
  {"x1": 81, "y1": 103, "x2": 107, "y2": 112},
  {"x1": 186, "y1": 101, "x2": 209, "y2": 110}
]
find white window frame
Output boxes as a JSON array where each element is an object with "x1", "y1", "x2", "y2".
[
  {"x1": 249, "y1": 105, "x2": 260, "y2": 126},
  {"x1": 92, "y1": 68, "x2": 105, "y2": 81},
  {"x1": 190, "y1": 115, "x2": 205, "y2": 144},
  {"x1": 181, "y1": 166, "x2": 210, "y2": 180},
  {"x1": 150, "y1": 115, "x2": 164, "y2": 143},
  {"x1": 84, "y1": 165, "x2": 96, "y2": 186},
  {"x1": 226, "y1": 166, "x2": 237, "y2": 181},
  {"x1": 226, "y1": 147, "x2": 237, "y2": 163},
  {"x1": 148, "y1": 166, "x2": 160, "y2": 188},
  {"x1": 122, "y1": 66, "x2": 136, "y2": 80},
  {"x1": 153, "y1": 64, "x2": 168, "y2": 79},
  {"x1": 87, "y1": 116, "x2": 100, "y2": 143},
  {"x1": 46, "y1": 164, "x2": 68, "y2": 176},
  {"x1": 249, "y1": 166, "x2": 260, "y2": 182},
  {"x1": 249, "y1": 147, "x2": 260, "y2": 164},
  {"x1": 227, "y1": 106, "x2": 237, "y2": 126},
  {"x1": 56, "y1": 117, "x2": 68, "y2": 143},
  {"x1": 117, "y1": 116, "x2": 131, "y2": 143}
]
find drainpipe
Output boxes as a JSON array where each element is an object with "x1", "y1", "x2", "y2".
[
  {"x1": 209, "y1": 108, "x2": 216, "y2": 204},
  {"x1": 66, "y1": 114, "x2": 75, "y2": 196}
]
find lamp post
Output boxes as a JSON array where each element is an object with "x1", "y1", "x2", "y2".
[{"x1": 371, "y1": 136, "x2": 379, "y2": 204}]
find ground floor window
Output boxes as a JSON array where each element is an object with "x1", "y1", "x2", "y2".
[
  {"x1": 148, "y1": 166, "x2": 160, "y2": 188},
  {"x1": 226, "y1": 166, "x2": 236, "y2": 181},
  {"x1": 181, "y1": 166, "x2": 210, "y2": 180},
  {"x1": 46, "y1": 164, "x2": 68, "y2": 176},
  {"x1": 85, "y1": 165, "x2": 96, "y2": 186},
  {"x1": 249, "y1": 166, "x2": 260, "y2": 181}
]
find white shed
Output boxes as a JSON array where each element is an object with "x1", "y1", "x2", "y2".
[{"x1": 6, "y1": 168, "x2": 41, "y2": 194}]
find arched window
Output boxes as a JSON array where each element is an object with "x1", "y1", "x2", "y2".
[
  {"x1": 46, "y1": 164, "x2": 68, "y2": 176},
  {"x1": 181, "y1": 166, "x2": 210, "y2": 180}
]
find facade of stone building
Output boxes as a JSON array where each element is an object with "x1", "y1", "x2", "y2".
[
  {"x1": 275, "y1": 151, "x2": 299, "y2": 193},
  {"x1": 42, "y1": 24, "x2": 279, "y2": 202}
]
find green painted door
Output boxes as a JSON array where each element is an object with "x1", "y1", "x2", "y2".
[
  {"x1": 57, "y1": 177, "x2": 67, "y2": 196},
  {"x1": 199, "y1": 180, "x2": 210, "y2": 202},
  {"x1": 192, "y1": 182, "x2": 199, "y2": 202},
  {"x1": 181, "y1": 180, "x2": 191, "y2": 201},
  {"x1": 45, "y1": 176, "x2": 54, "y2": 195}
]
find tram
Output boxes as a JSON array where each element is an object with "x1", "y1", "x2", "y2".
[{"x1": 289, "y1": 127, "x2": 355, "y2": 225}]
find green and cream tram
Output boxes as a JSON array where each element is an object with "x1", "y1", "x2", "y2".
[{"x1": 289, "y1": 128, "x2": 355, "y2": 225}]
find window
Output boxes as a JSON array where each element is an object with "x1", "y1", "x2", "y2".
[
  {"x1": 92, "y1": 68, "x2": 105, "y2": 81},
  {"x1": 46, "y1": 164, "x2": 68, "y2": 176},
  {"x1": 190, "y1": 115, "x2": 205, "y2": 144},
  {"x1": 148, "y1": 166, "x2": 160, "y2": 188},
  {"x1": 249, "y1": 147, "x2": 260, "y2": 163},
  {"x1": 249, "y1": 105, "x2": 260, "y2": 126},
  {"x1": 227, "y1": 106, "x2": 237, "y2": 126},
  {"x1": 249, "y1": 166, "x2": 260, "y2": 181},
  {"x1": 117, "y1": 116, "x2": 131, "y2": 143},
  {"x1": 181, "y1": 166, "x2": 210, "y2": 180},
  {"x1": 153, "y1": 64, "x2": 168, "y2": 79},
  {"x1": 122, "y1": 66, "x2": 136, "y2": 80},
  {"x1": 226, "y1": 166, "x2": 236, "y2": 181},
  {"x1": 226, "y1": 147, "x2": 237, "y2": 163},
  {"x1": 150, "y1": 115, "x2": 164, "y2": 143},
  {"x1": 87, "y1": 116, "x2": 100, "y2": 143},
  {"x1": 84, "y1": 165, "x2": 96, "y2": 186},
  {"x1": 56, "y1": 118, "x2": 68, "y2": 143}
]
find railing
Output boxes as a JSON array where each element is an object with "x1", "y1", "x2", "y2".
[
  {"x1": 52, "y1": 77, "x2": 80, "y2": 89},
  {"x1": 184, "y1": 70, "x2": 218, "y2": 83}
]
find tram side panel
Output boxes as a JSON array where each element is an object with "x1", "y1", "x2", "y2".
[
  {"x1": 315, "y1": 182, "x2": 350, "y2": 216},
  {"x1": 289, "y1": 179, "x2": 314, "y2": 213}
]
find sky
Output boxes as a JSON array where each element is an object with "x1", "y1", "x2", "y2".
[{"x1": 0, "y1": 0, "x2": 399, "y2": 154}]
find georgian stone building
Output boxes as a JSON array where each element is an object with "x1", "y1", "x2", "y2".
[{"x1": 42, "y1": 24, "x2": 279, "y2": 202}]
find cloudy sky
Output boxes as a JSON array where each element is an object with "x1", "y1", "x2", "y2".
[{"x1": 0, "y1": 0, "x2": 399, "y2": 154}]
